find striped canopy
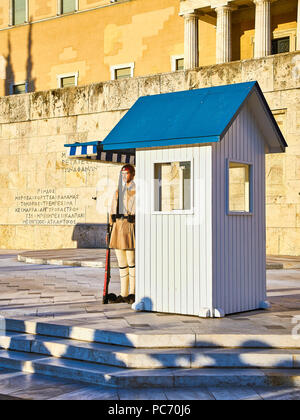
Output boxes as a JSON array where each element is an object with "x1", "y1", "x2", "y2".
[{"x1": 64, "y1": 141, "x2": 135, "y2": 165}]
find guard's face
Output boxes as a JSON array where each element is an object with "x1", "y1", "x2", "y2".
[{"x1": 122, "y1": 170, "x2": 134, "y2": 183}]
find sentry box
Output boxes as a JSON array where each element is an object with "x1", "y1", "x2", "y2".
[{"x1": 102, "y1": 82, "x2": 287, "y2": 318}]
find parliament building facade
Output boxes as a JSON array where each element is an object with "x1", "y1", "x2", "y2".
[{"x1": 0, "y1": 0, "x2": 299, "y2": 255}]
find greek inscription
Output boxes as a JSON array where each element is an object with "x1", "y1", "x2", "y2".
[
  {"x1": 14, "y1": 188, "x2": 86, "y2": 226},
  {"x1": 59, "y1": 152, "x2": 97, "y2": 173}
]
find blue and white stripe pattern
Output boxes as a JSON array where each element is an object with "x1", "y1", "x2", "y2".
[{"x1": 65, "y1": 141, "x2": 135, "y2": 165}]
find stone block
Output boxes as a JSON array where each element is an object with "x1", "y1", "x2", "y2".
[
  {"x1": 266, "y1": 154, "x2": 284, "y2": 185},
  {"x1": 285, "y1": 108, "x2": 300, "y2": 136},
  {"x1": 264, "y1": 91, "x2": 283, "y2": 111},
  {"x1": 56, "y1": 116, "x2": 77, "y2": 135},
  {"x1": 285, "y1": 181, "x2": 300, "y2": 204},
  {"x1": 266, "y1": 203, "x2": 296, "y2": 228},
  {"x1": 76, "y1": 114, "x2": 101, "y2": 133},
  {"x1": 160, "y1": 71, "x2": 185, "y2": 94},
  {"x1": 0, "y1": 97, "x2": 11, "y2": 124},
  {"x1": 38, "y1": 152, "x2": 57, "y2": 173},
  {"x1": 35, "y1": 226, "x2": 75, "y2": 249},
  {"x1": 274, "y1": 53, "x2": 300, "y2": 91},
  {"x1": 45, "y1": 168, "x2": 66, "y2": 188},
  {"x1": 0, "y1": 189, "x2": 14, "y2": 208},
  {"x1": 210, "y1": 61, "x2": 243, "y2": 87},
  {"x1": 49, "y1": 89, "x2": 69, "y2": 118},
  {"x1": 19, "y1": 153, "x2": 36, "y2": 173},
  {"x1": 94, "y1": 110, "x2": 126, "y2": 132},
  {"x1": 29, "y1": 91, "x2": 51, "y2": 120},
  {"x1": 138, "y1": 75, "x2": 161, "y2": 97},
  {"x1": 0, "y1": 139, "x2": 10, "y2": 155},
  {"x1": 281, "y1": 155, "x2": 295, "y2": 181},
  {"x1": 0, "y1": 173, "x2": 9, "y2": 188},
  {"x1": 8, "y1": 93, "x2": 30, "y2": 122},
  {"x1": 62, "y1": 86, "x2": 90, "y2": 117},
  {"x1": 88, "y1": 83, "x2": 105, "y2": 114},
  {"x1": 0, "y1": 226, "x2": 16, "y2": 248},
  {"x1": 280, "y1": 89, "x2": 300, "y2": 107},
  {"x1": 296, "y1": 156, "x2": 300, "y2": 179},
  {"x1": 0, "y1": 155, "x2": 19, "y2": 173},
  {"x1": 16, "y1": 121, "x2": 33, "y2": 139},
  {"x1": 266, "y1": 228, "x2": 280, "y2": 255},
  {"x1": 37, "y1": 118, "x2": 58, "y2": 136},
  {"x1": 46, "y1": 135, "x2": 67, "y2": 153},
  {"x1": 14, "y1": 226, "x2": 35, "y2": 249},
  {"x1": 65, "y1": 170, "x2": 87, "y2": 188},
  {"x1": 28, "y1": 137, "x2": 48, "y2": 154},
  {"x1": 9, "y1": 138, "x2": 28, "y2": 155},
  {"x1": 1, "y1": 123, "x2": 18, "y2": 139},
  {"x1": 8, "y1": 171, "x2": 27, "y2": 190},
  {"x1": 26, "y1": 169, "x2": 46, "y2": 189},
  {"x1": 103, "y1": 78, "x2": 139, "y2": 111},
  {"x1": 0, "y1": 209, "x2": 9, "y2": 225},
  {"x1": 296, "y1": 205, "x2": 300, "y2": 228},
  {"x1": 241, "y1": 56, "x2": 274, "y2": 92},
  {"x1": 85, "y1": 167, "x2": 103, "y2": 188},
  {"x1": 194, "y1": 67, "x2": 216, "y2": 89},
  {"x1": 279, "y1": 227, "x2": 300, "y2": 256}
]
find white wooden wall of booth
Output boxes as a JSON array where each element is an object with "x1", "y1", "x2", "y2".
[
  {"x1": 135, "y1": 144, "x2": 213, "y2": 317},
  {"x1": 212, "y1": 101, "x2": 266, "y2": 316},
  {"x1": 134, "y1": 102, "x2": 267, "y2": 318}
]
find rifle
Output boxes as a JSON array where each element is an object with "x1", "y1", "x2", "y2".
[{"x1": 103, "y1": 213, "x2": 112, "y2": 304}]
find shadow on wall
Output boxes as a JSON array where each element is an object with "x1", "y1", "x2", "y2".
[
  {"x1": 72, "y1": 223, "x2": 107, "y2": 248},
  {"x1": 5, "y1": 35, "x2": 14, "y2": 95},
  {"x1": 5, "y1": 17, "x2": 36, "y2": 96},
  {"x1": 26, "y1": 19, "x2": 36, "y2": 93}
]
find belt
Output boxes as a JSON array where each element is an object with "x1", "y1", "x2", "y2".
[{"x1": 112, "y1": 214, "x2": 135, "y2": 223}]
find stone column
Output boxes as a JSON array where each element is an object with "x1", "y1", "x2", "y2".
[
  {"x1": 183, "y1": 12, "x2": 199, "y2": 70},
  {"x1": 254, "y1": 0, "x2": 272, "y2": 58},
  {"x1": 297, "y1": 0, "x2": 300, "y2": 50},
  {"x1": 215, "y1": 6, "x2": 233, "y2": 64}
]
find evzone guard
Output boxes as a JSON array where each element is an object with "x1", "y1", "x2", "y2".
[{"x1": 106, "y1": 164, "x2": 136, "y2": 304}]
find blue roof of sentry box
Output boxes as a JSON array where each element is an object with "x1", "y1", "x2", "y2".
[{"x1": 102, "y1": 81, "x2": 287, "y2": 151}]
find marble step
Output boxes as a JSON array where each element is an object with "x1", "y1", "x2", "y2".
[
  {"x1": 1, "y1": 332, "x2": 300, "y2": 369},
  {"x1": 1, "y1": 349, "x2": 300, "y2": 388},
  {"x1": 3, "y1": 318, "x2": 300, "y2": 349}
]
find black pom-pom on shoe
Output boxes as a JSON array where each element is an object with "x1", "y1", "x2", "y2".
[
  {"x1": 107, "y1": 293, "x2": 117, "y2": 304},
  {"x1": 125, "y1": 294, "x2": 135, "y2": 304}
]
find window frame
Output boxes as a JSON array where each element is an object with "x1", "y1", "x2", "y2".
[
  {"x1": 272, "y1": 29, "x2": 297, "y2": 53},
  {"x1": 9, "y1": 81, "x2": 28, "y2": 95},
  {"x1": 171, "y1": 55, "x2": 184, "y2": 72},
  {"x1": 57, "y1": 0, "x2": 79, "y2": 16},
  {"x1": 226, "y1": 159, "x2": 253, "y2": 216},
  {"x1": 57, "y1": 72, "x2": 79, "y2": 88},
  {"x1": 10, "y1": 0, "x2": 29, "y2": 26},
  {"x1": 151, "y1": 158, "x2": 194, "y2": 215},
  {"x1": 110, "y1": 63, "x2": 135, "y2": 81}
]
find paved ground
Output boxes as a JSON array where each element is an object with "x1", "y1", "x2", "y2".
[
  {"x1": 1, "y1": 249, "x2": 300, "y2": 400},
  {"x1": 18, "y1": 249, "x2": 300, "y2": 269}
]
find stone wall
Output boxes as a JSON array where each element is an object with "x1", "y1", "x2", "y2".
[{"x1": 0, "y1": 51, "x2": 299, "y2": 254}]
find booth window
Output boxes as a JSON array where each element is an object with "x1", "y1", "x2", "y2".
[
  {"x1": 154, "y1": 161, "x2": 192, "y2": 213},
  {"x1": 228, "y1": 161, "x2": 252, "y2": 214}
]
